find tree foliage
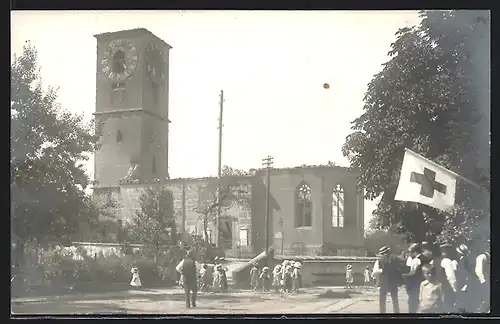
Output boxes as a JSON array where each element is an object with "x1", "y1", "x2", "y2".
[
  {"x1": 342, "y1": 10, "x2": 490, "y2": 244},
  {"x1": 11, "y1": 42, "x2": 106, "y2": 249},
  {"x1": 129, "y1": 188, "x2": 177, "y2": 262},
  {"x1": 194, "y1": 165, "x2": 251, "y2": 243},
  {"x1": 364, "y1": 230, "x2": 407, "y2": 257}
]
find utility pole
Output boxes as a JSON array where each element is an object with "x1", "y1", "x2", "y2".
[
  {"x1": 261, "y1": 155, "x2": 274, "y2": 266},
  {"x1": 216, "y1": 90, "x2": 224, "y2": 249}
]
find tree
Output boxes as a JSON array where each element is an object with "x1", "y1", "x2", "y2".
[
  {"x1": 364, "y1": 230, "x2": 407, "y2": 257},
  {"x1": 129, "y1": 188, "x2": 177, "y2": 264},
  {"x1": 11, "y1": 42, "x2": 109, "y2": 272},
  {"x1": 342, "y1": 11, "x2": 490, "y2": 244},
  {"x1": 194, "y1": 166, "x2": 251, "y2": 245}
]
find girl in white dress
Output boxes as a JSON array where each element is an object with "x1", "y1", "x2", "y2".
[
  {"x1": 345, "y1": 264, "x2": 354, "y2": 289},
  {"x1": 130, "y1": 266, "x2": 142, "y2": 289}
]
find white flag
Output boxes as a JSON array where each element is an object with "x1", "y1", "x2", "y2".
[{"x1": 394, "y1": 149, "x2": 457, "y2": 212}]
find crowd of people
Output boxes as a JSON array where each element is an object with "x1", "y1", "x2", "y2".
[
  {"x1": 371, "y1": 239, "x2": 490, "y2": 313},
  {"x1": 250, "y1": 260, "x2": 303, "y2": 293},
  {"x1": 133, "y1": 239, "x2": 490, "y2": 312}
]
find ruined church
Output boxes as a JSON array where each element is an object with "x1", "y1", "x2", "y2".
[{"x1": 92, "y1": 28, "x2": 365, "y2": 258}]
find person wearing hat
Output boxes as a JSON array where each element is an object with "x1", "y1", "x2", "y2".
[
  {"x1": 283, "y1": 265, "x2": 293, "y2": 292},
  {"x1": 435, "y1": 243, "x2": 458, "y2": 312},
  {"x1": 474, "y1": 238, "x2": 490, "y2": 312},
  {"x1": 373, "y1": 246, "x2": 401, "y2": 313},
  {"x1": 403, "y1": 243, "x2": 430, "y2": 313},
  {"x1": 292, "y1": 262, "x2": 302, "y2": 292},
  {"x1": 272, "y1": 265, "x2": 282, "y2": 292},
  {"x1": 259, "y1": 266, "x2": 271, "y2": 293},
  {"x1": 175, "y1": 250, "x2": 198, "y2": 308},
  {"x1": 212, "y1": 264, "x2": 222, "y2": 292},
  {"x1": 345, "y1": 264, "x2": 354, "y2": 289},
  {"x1": 250, "y1": 263, "x2": 260, "y2": 291},
  {"x1": 454, "y1": 244, "x2": 474, "y2": 311}
]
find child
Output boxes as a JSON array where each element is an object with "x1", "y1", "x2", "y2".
[
  {"x1": 419, "y1": 264, "x2": 444, "y2": 313},
  {"x1": 260, "y1": 266, "x2": 271, "y2": 293},
  {"x1": 250, "y1": 263, "x2": 260, "y2": 291},
  {"x1": 283, "y1": 265, "x2": 293, "y2": 292},
  {"x1": 272, "y1": 265, "x2": 282, "y2": 292},
  {"x1": 219, "y1": 265, "x2": 228, "y2": 293},
  {"x1": 345, "y1": 264, "x2": 354, "y2": 289},
  {"x1": 292, "y1": 262, "x2": 302, "y2": 292},
  {"x1": 364, "y1": 266, "x2": 371, "y2": 286},
  {"x1": 212, "y1": 265, "x2": 221, "y2": 292},
  {"x1": 130, "y1": 266, "x2": 142, "y2": 289},
  {"x1": 200, "y1": 264, "x2": 211, "y2": 292}
]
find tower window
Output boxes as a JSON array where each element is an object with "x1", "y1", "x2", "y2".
[
  {"x1": 295, "y1": 182, "x2": 312, "y2": 227},
  {"x1": 332, "y1": 184, "x2": 345, "y2": 227},
  {"x1": 116, "y1": 130, "x2": 123, "y2": 143},
  {"x1": 152, "y1": 157, "x2": 156, "y2": 175}
]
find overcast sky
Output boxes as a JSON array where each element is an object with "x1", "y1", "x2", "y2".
[{"x1": 11, "y1": 10, "x2": 422, "y2": 229}]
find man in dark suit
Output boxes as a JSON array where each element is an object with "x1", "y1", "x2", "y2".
[
  {"x1": 373, "y1": 246, "x2": 402, "y2": 313},
  {"x1": 403, "y1": 243, "x2": 430, "y2": 313},
  {"x1": 176, "y1": 250, "x2": 198, "y2": 308}
]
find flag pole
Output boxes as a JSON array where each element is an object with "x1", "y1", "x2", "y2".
[{"x1": 405, "y1": 148, "x2": 489, "y2": 193}]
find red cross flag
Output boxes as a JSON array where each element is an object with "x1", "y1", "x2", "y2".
[{"x1": 394, "y1": 149, "x2": 457, "y2": 212}]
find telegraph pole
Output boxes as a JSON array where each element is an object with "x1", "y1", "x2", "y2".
[
  {"x1": 261, "y1": 155, "x2": 274, "y2": 266},
  {"x1": 216, "y1": 90, "x2": 224, "y2": 248}
]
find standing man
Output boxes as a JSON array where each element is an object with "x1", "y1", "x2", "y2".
[
  {"x1": 403, "y1": 243, "x2": 430, "y2": 313},
  {"x1": 176, "y1": 250, "x2": 198, "y2": 308},
  {"x1": 455, "y1": 244, "x2": 473, "y2": 312},
  {"x1": 475, "y1": 239, "x2": 490, "y2": 313},
  {"x1": 436, "y1": 243, "x2": 458, "y2": 312},
  {"x1": 373, "y1": 246, "x2": 401, "y2": 313},
  {"x1": 421, "y1": 241, "x2": 434, "y2": 262}
]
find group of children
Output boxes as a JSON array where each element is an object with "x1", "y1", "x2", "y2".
[
  {"x1": 198, "y1": 256, "x2": 228, "y2": 293},
  {"x1": 345, "y1": 264, "x2": 377, "y2": 289},
  {"x1": 250, "y1": 260, "x2": 302, "y2": 293}
]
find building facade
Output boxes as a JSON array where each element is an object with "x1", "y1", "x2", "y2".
[{"x1": 92, "y1": 28, "x2": 365, "y2": 258}]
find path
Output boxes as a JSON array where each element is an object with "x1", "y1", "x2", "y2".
[{"x1": 11, "y1": 286, "x2": 409, "y2": 315}]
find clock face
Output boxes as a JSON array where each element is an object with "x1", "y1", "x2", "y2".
[
  {"x1": 145, "y1": 42, "x2": 167, "y2": 84},
  {"x1": 100, "y1": 39, "x2": 138, "y2": 82}
]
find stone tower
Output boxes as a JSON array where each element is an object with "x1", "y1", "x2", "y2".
[{"x1": 93, "y1": 28, "x2": 172, "y2": 187}]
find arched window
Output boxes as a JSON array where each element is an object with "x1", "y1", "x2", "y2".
[
  {"x1": 332, "y1": 184, "x2": 345, "y2": 227},
  {"x1": 296, "y1": 182, "x2": 312, "y2": 227}
]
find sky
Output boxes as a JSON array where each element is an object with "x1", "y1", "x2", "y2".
[{"x1": 11, "y1": 10, "x2": 422, "y2": 229}]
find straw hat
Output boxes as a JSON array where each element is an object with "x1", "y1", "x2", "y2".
[
  {"x1": 378, "y1": 246, "x2": 391, "y2": 255},
  {"x1": 262, "y1": 266, "x2": 269, "y2": 272},
  {"x1": 274, "y1": 264, "x2": 281, "y2": 270},
  {"x1": 440, "y1": 243, "x2": 453, "y2": 249},
  {"x1": 294, "y1": 262, "x2": 302, "y2": 269},
  {"x1": 408, "y1": 243, "x2": 420, "y2": 252},
  {"x1": 456, "y1": 244, "x2": 469, "y2": 255},
  {"x1": 346, "y1": 264, "x2": 352, "y2": 270}
]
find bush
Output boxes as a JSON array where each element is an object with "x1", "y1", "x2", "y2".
[{"x1": 39, "y1": 250, "x2": 170, "y2": 288}]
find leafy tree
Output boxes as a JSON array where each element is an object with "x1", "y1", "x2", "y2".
[
  {"x1": 342, "y1": 10, "x2": 490, "y2": 244},
  {"x1": 194, "y1": 165, "x2": 251, "y2": 245},
  {"x1": 10, "y1": 42, "x2": 111, "y2": 275},
  {"x1": 364, "y1": 230, "x2": 407, "y2": 257},
  {"x1": 129, "y1": 187, "x2": 177, "y2": 264}
]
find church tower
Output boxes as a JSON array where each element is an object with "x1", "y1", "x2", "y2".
[{"x1": 93, "y1": 28, "x2": 172, "y2": 187}]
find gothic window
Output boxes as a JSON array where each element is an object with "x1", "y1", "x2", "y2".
[
  {"x1": 332, "y1": 184, "x2": 345, "y2": 227},
  {"x1": 116, "y1": 130, "x2": 123, "y2": 143},
  {"x1": 295, "y1": 182, "x2": 312, "y2": 227},
  {"x1": 152, "y1": 157, "x2": 156, "y2": 175}
]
